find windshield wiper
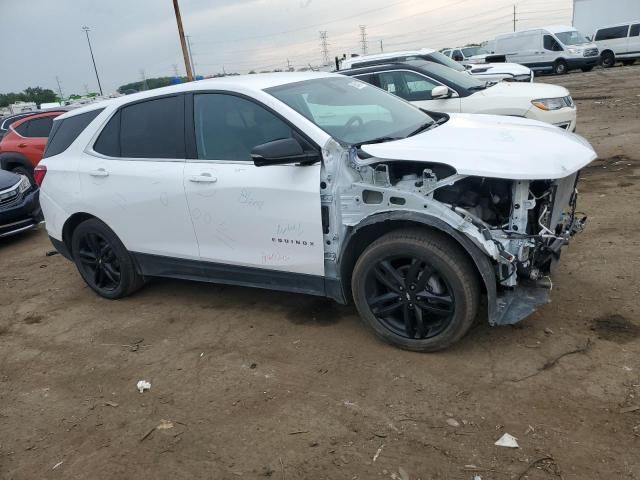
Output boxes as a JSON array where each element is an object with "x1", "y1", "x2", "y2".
[
  {"x1": 408, "y1": 117, "x2": 447, "y2": 137},
  {"x1": 355, "y1": 136, "x2": 400, "y2": 148}
]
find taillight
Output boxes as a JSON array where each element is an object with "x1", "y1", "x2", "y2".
[{"x1": 34, "y1": 165, "x2": 47, "y2": 187}]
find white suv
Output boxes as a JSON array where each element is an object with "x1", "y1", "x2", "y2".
[{"x1": 38, "y1": 73, "x2": 595, "y2": 352}]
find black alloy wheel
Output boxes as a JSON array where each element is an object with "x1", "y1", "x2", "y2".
[
  {"x1": 365, "y1": 256, "x2": 455, "y2": 340},
  {"x1": 77, "y1": 231, "x2": 121, "y2": 292}
]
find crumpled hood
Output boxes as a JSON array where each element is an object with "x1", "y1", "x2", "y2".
[
  {"x1": 476, "y1": 80, "x2": 569, "y2": 99},
  {"x1": 360, "y1": 113, "x2": 596, "y2": 180}
]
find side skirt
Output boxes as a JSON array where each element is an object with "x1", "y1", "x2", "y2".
[{"x1": 132, "y1": 252, "x2": 346, "y2": 302}]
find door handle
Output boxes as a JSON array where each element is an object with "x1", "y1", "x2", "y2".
[
  {"x1": 89, "y1": 168, "x2": 109, "y2": 177},
  {"x1": 18, "y1": 143, "x2": 27, "y2": 148},
  {"x1": 189, "y1": 173, "x2": 218, "y2": 183}
]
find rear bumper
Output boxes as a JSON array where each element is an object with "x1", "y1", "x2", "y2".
[{"x1": 0, "y1": 189, "x2": 42, "y2": 238}]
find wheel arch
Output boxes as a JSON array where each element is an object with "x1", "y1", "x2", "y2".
[
  {"x1": 337, "y1": 211, "x2": 497, "y2": 322},
  {"x1": 0, "y1": 152, "x2": 33, "y2": 173},
  {"x1": 62, "y1": 212, "x2": 98, "y2": 252}
]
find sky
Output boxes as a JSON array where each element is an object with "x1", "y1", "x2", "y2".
[{"x1": 0, "y1": 0, "x2": 573, "y2": 96}]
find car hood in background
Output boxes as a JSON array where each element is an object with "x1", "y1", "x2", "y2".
[
  {"x1": 0, "y1": 169, "x2": 21, "y2": 191},
  {"x1": 468, "y1": 62, "x2": 532, "y2": 77},
  {"x1": 360, "y1": 113, "x2": 596, "y2": 180},
  {"x1": 474, "y1": 80, "x2": 569, "y2": 99}
]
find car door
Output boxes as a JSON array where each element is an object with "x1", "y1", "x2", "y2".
[
  {"x1": 81, "y1": 94, "x2": 199, "y2": 260},
  {"x1": 630, "y1": 24, "x2": 640, "y2": 57},
  {"x1": 12, "y1": 115, "x2": 54, "y2": 166},
  {"x1": 183, "y1": 92, "x2": 324, "y2": 276},
  {"x1": 373, "y1": 70, "x2": 461, "y2": 112},
  {"x1": 541, "y1": 34, "x2": 563, "y2": 69}
]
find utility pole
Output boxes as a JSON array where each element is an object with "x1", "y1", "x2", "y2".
[
  {"x1": 286, "y1": 58, "x2": 293, "y2": 71},
  {"x1": 55, "y1": 76, "x2": 64, "y2": 102},
  {"x1": 140, "y1": 69, "x2": 148, "y2": 91},
  {"x1": 380, "y1": 39, "x2": 384, "y2": 53},
  {"x1": 513, "y1": 4, "x2": 517, "y2": 32},
  {"x1": 81, "y1": 26, "x2": 103, "y2": 96},
  {"x1": 84, "y1": 83, "x2": 89, "y2": 95},
  {"x1": 172, "y1": 0, "x2": 194, "y2": 81},
  {"x1": 172, "y1": 63, "x2": 179, "y2": 77},
  {"x1": 359, "y1": 25, "x2": 368, "y2": 55},
  {"x1": 319, "y1": 31, "x2": 329, "y2": 65},
  {"x1": 186, "y1": 35, "x2": 196, "y2": 78}
]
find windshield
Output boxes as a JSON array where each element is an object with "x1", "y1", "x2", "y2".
[
  {"x1": 555, "y1": 30, "x2": 589, "y2": 45},
  {"x1": 423, "y1": 51, "x2": 466, "y2": 72},
  {"x1": 461, "y1": 46, "x2": 490, "y2": 57},
  {"x1": 419, "y1": 61, "x2": 487, "y2": 90},
  {"x1": 266, "y1": 76, "x2": 433, "y2": 145}
]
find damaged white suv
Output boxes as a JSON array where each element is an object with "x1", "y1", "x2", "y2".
[{"x1": 39, "y1": 72, "x2": 595, "y2": 352}]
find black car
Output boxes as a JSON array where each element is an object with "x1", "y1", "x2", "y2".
[{"x1": 0, "y1": 169, "x2": 42, "y2": 238}]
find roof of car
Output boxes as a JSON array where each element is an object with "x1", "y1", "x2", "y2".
[
  {"x1": 339, "y1": 60, "x2": 436, "y2": 75},
  {"x1": 341, "y1": 48, "x2": 437, "y2": 66},
  {"x1": 595, "y1": 21, "x2": 640, "y2": 30},
  {"x1": 59, "y1": 72, "x2": 337, "y2": 120}
]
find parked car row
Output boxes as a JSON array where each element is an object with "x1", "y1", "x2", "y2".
[{"x1": 34, "y1": 68, "x2": 594, "y2": 352}]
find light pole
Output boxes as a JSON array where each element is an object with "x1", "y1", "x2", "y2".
[{"x1": 82, "y1": 26, "x2": 103, "y2": 96}]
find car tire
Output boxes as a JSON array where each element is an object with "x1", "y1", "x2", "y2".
[
  {"x1": 351, "y1": 229, "x2": 480, "y2": 352},
  {"x1": 11, "y1": 165, "x2": 34, "y2": 186},
  {"x1": 71, "y1": 218, "x2": 145, "y2": 299},
  {"x1": 622, "y1": 59, "x2": 636, "y2": 66},
  {"x1": 601, "y1": 51, "x2": 615, "y2": 68},
  {"x1": 553, "y1": 59, "x2": 568, "y2": 75},
  {"x1": 580, "y1": 66, "x2": 594, "y2": 72}
]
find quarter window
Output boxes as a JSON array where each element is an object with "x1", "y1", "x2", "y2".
[
  {"x1": 44, "y1": 109, "x2": 104, "y2": 158},
  {"x1": 595, "y1": 25, "x2": 629, "y2": 41},
  {"x1": 630, "y1": 24, "x2": 640, "y2": 37},
  {"x1": 194, "y1": 94, "x2": 293, "y2": 161},
  {"x1": 94, "y1": 96, "x2": 184, "y2": 158}
]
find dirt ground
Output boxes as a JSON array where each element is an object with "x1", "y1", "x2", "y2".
[{"x1": 1, "y1": 66, "x2": 640, "y2": 480}]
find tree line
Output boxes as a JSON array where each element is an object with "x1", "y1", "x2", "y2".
[{"x1": 0, "y1": 87, "x2": 59, "y2": 108}]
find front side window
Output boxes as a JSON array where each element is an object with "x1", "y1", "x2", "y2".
[
  {"x1": 543, "y1": 35, "x2": 563, "y2": 51},
  {"x1": 94, "y1": 96, "x2": 184, "y2": 159},
  {"x1": 631, "y1": 24, "x2": 640, "y2": 37},
  {"x1": 194, "y1": 94, "x2": 292, "y2": 161},
  {"x1": 266, "y1": 77, "x2": 433, "y2": 145},
  {"x1": 555, "y1": 29, "x2": 590, "y2": 45},
  {"x1": 15, "y1": 117, "x2": 54, "y2": 137},
  {"x1": 378, "y1": 71, "x2": 440, "y2": 101}
]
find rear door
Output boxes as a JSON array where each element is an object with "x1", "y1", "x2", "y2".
[
  {"x1": 372, "y1": 70, "x2": 461, "y2": 112},
  {"x1": 81, "y1": 95, "x2": 199, "y2": 259},
  {"x1": 183, "y1": 92, "x2": 324, "y2": 276}
]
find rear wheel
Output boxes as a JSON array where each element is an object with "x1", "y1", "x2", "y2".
[
  {"x1": 601, "y1": 51, "x2": 615, "y2": 68},
  {"x1": 351, "y1": 229, "x2": 480, "y2": 352},
  {"x1": 71, "y1": 219, "x2": 144, "y2": 299},
  {"x1": 622, "y1": 59, "x2": 636, "y2": 66},
  {"x1": 553, "y1": 59, "x2": 568, "y2": 75}
]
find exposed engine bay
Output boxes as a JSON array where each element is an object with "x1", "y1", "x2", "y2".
[{"x1": 319, "y1": 137, "x2": 587, "y2": 325}]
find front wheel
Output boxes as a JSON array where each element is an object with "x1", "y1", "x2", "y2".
[
  {"x1": 71, "y1": 218, "x2": 144, "y2": 299},
  {"x1": 554, "y1": 59, "x2": 568, "y2": 75},
  {"x1": 351, "y1": 229, "x2": 480, "y2": 352},
  {"x1": 601, "y1": 51, "x2": 615, "y2": 68}
]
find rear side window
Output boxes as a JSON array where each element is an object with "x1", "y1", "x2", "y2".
[
  {"x1": 595, "y1": 25, "x2": 629, "y2": 40},
  {"x1": 630, "y1": 24, "x2": 640, "y2": 37},
  {"x1": 44, "y1": 109, "x2": 104, "y2": 158},
  {"x1": 94, "y1": 96, "x2": 184, "y2": 159},
  {"x1": 15, "y1": 117, "x2": 54, "y2": 137}
]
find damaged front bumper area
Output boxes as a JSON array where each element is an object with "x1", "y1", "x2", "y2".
[{"x1": 468, "y1": 172, "x2": 586, "y2": 326}]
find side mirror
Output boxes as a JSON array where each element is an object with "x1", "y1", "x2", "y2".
[
  {"x1": 431, "y1": 86, "x2": 450, "y2": 99},
  {"x1": 251, "y1": 138, "x2": 319, "y2": 167}
]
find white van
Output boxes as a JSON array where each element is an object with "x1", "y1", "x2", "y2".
[
  {"x1": 593, "y1": 22, "x2": 640, "y2": 67},
  {"x1": 493, "y1": 25, "x2": 599, "y2": 74}
]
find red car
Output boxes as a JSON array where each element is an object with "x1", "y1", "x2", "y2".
[{"x1": 0, "y1": 111, "x2": 64, "y2": 182}]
